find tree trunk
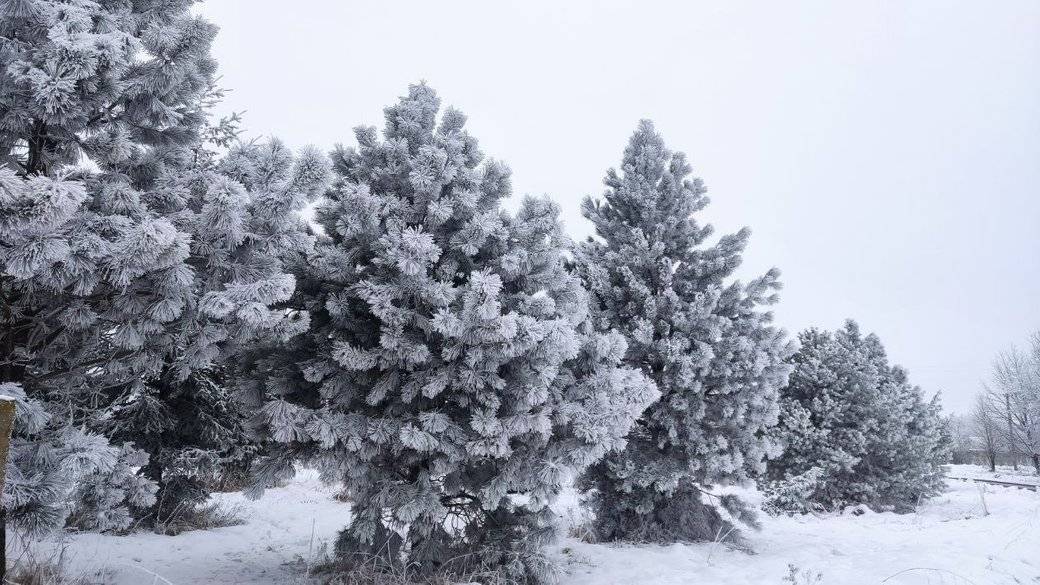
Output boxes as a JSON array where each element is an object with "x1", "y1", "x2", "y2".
[
  {"x1": 140, "y1": 454, "x2": 166, "y2": 524},
  {"x1": 0, "y1": 506, "x2": 6, "y2": 584},
  {"x1": 988, "y1": 451, "x2": 996, "y2": 472},
  {"x1": 0, "y1": 399, "x2": 16, "y2": 582},
  {"x1": 1032, "y1": 453, "x2": 1040, "y2": 476},
  {"x1": 24, "y1": 120, "x2": 52, "y2": 176}
]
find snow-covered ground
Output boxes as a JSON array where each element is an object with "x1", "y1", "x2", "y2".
[
  {"x1": 20, "y1": 471, "x2": 350, "y2": 585},
  {"x1": 947, "y1": 463, "x2": 1040, "y2": 485},
  {"x1": 20, "y1": 465, "x2": 1040, "y2": 584},
  {"x1": 563, "y1": 473, "x2": 1040, "y2": 585}
]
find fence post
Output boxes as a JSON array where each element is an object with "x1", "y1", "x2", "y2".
[
  {"x1": 0, "y1": 398, "x2": 16, "y2": 582},
  {"x1": 976, "y1": 482, "x2": 989, "y2": 517}
]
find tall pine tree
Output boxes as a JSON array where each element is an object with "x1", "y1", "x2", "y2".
[
  {"x1": 577, "y1": 121, "x2": 792, "y2": 543},
  {"x1": 241, "y1": 85, "x2": 655, "y2": 583}
]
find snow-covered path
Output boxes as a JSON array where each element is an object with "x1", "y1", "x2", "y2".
[{"x1": 24, "y1": 466, "x2": 1040, "y2": 584}]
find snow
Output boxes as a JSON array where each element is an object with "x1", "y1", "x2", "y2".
[
  {"x1": 947, "y1": 463, "x2": 1040, "y2": 486},
  {"x1": 23, "y1": 465, "x2": 1040, "y2": 585},
  {"x1": 23, "y1": 470, "x2": 351, "y2": 584},
  {"x1": 562, "y1": 476, "x2": 1040, "y2": 584}
]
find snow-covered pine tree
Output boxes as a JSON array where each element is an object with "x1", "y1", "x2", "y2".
[
  {"x1": 0, "y1": 0, "x2": 222, "y2": 532},
  {"x1": 576, "y1": 121, "x2": 793, "y2": 543},
  {"x1": 0, "y1": 165, "x2": 162, "y2": 533},
  {"x1": 100, "y1": 134, "x2": 330, "y2": 528},
  {"x1": 763, "y1": 321, "x2": 948, "y2": 514},
  {"x1": 241, "y1": 84, "x2": 655, "y2": 583},
  {"x1": 1, "y1": 0, "x2": 330, "y2": 531}
]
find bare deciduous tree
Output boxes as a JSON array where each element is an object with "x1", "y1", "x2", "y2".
[
  {"x1": 970, "y1": 392, "x2": 1001, "y2": 472},
  {"x1": 987, "y1": 337, "x2": 1040, "y2": 474}
]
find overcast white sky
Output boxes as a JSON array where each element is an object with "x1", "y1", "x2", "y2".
[{"x1": 198, "y1": 0, "x2": 1040, "y2": 413}]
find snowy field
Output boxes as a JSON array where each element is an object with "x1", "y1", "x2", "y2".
[
  {"x1": 947, "y1": 463, "x2": 1040, "y2": 486},
  {"x1": 21, "y1": 465, "x2": 1040, "y2": 585}
]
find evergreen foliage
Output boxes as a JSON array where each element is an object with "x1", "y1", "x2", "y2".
[
  {"x1": 0, "y1": 0, "x2": 221, "y2": 532},
  {"x1": 764, "y1": 321, "x2": 949, "y2": 514},
  {"x1": 0, "y1": 380, "x2": 154, "y2": 535},
  {"x1": 0, "y1": 0, "x2": 329, "y2": 531},
  {"x1": 0, "y1": 0, "x2": 218, "y2": 175},
  {"x1": 576, "y1": 121, "x2": 792, "y2": 543},
  {"x1": 241, "y1": 85, "x2": 656, "y2": 583},
  {"x1": 100, "y1": 134, "x2": 330, "y2": 526}
]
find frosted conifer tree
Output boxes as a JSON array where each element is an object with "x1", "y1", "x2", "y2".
[
  {"x1": 241, "y1": 85, "x2": 655, "y2": 583},
  {"x1": 763, "y1": 321, "x2": 948, "y2": 514},
  {"x1": 0, "y1": 0, "x2": 330, "y2": 531},
  {"x1": 576, "y1": 121, "x2": 793, "y2": 543},
  {"x1": 0, "y1": 0, "x2": 221, "y2": 531},
  {"x1": 99, "y1": 133, "x2": 330, "y2": 526}
]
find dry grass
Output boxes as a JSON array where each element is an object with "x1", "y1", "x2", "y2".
[
  {"x1": 5, "y1": 542, "x2": 109, "y2": 585},
  {"x1": 321, "y1": 563, "x2": 454, "y2": 585},
  {"x1": 315, "y1": 548, "x2": 545, "y2": 585},
  {"x1": 152, "y1": 501, "x2": 245, "y2": 536},
  {"x1": 560, "y1": 504, "x2": 598, "y2": 544},
  {"x1": 782, "y1": 563, "x2": 824, "y2": 585}
]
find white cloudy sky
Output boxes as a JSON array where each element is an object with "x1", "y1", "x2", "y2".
[{"x1": 198, "y1": 0, "x2": 1040, "y2": 413}]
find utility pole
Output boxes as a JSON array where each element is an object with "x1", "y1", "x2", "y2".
[{"x1": 1005, "y1": 392, "x2": 1019, "y2": 471}]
